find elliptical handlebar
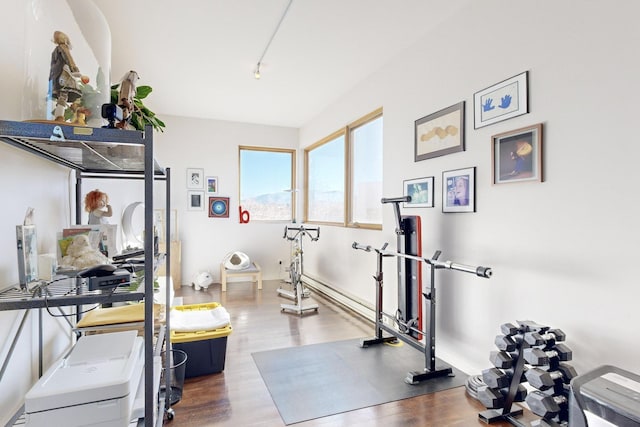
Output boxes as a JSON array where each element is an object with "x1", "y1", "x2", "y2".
[
  {"x1": 283, "y1": 224, "x2": 320, "y2": 242},
  {"x1": 381, "y1": 196, "x2": 411, "y2": 204}
]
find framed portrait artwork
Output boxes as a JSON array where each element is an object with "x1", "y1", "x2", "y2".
[
  {"x1": 415, "y1": 101, "x2": 465, "y2": 161},
  {"x1": 187, "y1": 191, "x2": 205, "y2": 211},
  {"x1": 492, "y1": 123, "x2": 543, "y2": 184},
  {"x1": 474, "y1": 71, "x2": 529, "y2": 129},
  {"x1": 403, "y1": 176, "x2": 434, "y2": 208},
  {"x1": 209, "y1": 197, "x2": 230, "y2": 218},
  {"x1": 186, "y1": 168, "x2": 204, "y2": 189},
  {"x1": 206, "y1": 176, "x2": 218, "y2": 194},
  {"x1": 442, "y1": 167, "x2": 476, "y2": 213}
]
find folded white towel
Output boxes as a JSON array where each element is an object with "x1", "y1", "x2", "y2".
[{"x1": 171, "y1": 306, "x2": 230, "y2": 332}]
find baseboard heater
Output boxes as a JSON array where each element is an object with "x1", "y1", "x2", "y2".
[{"x1": 301, "y1": 274, "x2": 375, "y2": 323}]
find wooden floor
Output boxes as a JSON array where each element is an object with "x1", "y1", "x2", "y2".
[{"x1": 168, "y1": 280, "x2": 536, "y2": 426}]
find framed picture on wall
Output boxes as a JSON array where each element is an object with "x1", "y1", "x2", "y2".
[
  {"x1": 415, "y1": 101, "x2": 465, "y2": 161},
  {"x1": 474, "y1": 71, "x2": 529, "y2": 129},
  {"x1": 187, "y1": 191, "x2": 205, "y2": 211},
  {"x1": 442, "y1": 167, "x2": 476, "y2": 213},
  {"x1": 186, "y1": 168, "x2": 204, "y2": 189},
  {"x1": 403, "y1": 176, "x2": 434, "y2": 208},
  {"x1": 206, "y1": 176, "x2": 218, "y2": 194},
  {"x1": 492, "y1": 123, "x2": 543, "y2": 184},
  {"x1": 209, "y1": 197, "x2": 230, "y2": 218}
]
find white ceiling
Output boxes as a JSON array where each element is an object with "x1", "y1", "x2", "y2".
[{"x1": 93, "y1": 0, "x2": 468, "y2": 128}]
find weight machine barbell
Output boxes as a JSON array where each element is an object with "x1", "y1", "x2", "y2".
[{"x1": 352, "y1": 195, "x2": 492, "y2": 384}]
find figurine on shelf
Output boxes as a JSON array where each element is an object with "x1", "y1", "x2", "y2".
[
  {"x1": 48, "y1": 30, "x2": 89, "y2": 121},
  {"x1": 117, "y1": 70, "x2": 139, "y2": 127},
  {"x1": 85, "y1": 189, "x2": 113, "y2": 224}
]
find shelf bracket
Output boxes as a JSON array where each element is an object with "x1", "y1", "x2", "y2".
[{"x1": 50, "y1": 125, "x2": 65, "y2": 142}]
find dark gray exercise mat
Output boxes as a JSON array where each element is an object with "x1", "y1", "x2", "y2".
[{"x1": 252, "y1": 338, "x2": 468, "y2": 425}]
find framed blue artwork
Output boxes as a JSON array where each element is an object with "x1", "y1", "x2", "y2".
[
  {"x1": 474, "y1": 71, "x2": 529, "y2": 129},
  {"x1": 209, "y1": 197, "x2": 229, "y2": 218}
]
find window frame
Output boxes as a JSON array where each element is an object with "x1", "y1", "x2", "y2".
[
  {"x1": 304, "y1": 107, "x2": 383, "y2": 230},
  {"x1": 238, "y1": 145, "x2": 296, "y2": 222}
]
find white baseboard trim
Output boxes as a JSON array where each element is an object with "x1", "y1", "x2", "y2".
[{"x1": 301, "y1": 274, "x2": 375, "y2": 323}]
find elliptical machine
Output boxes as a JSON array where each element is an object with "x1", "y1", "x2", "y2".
[{"x1": 278, "y1": 225, "x2": 320, "y2": 315}]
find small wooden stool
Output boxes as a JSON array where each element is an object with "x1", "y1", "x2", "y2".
[{"x1": 220, "y1": 262, "x2": 262, "y2": 292}]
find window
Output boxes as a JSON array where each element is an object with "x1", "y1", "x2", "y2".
[
  {"x1": 305, "y1": 130, "x2": 345, "y2": 224},
  {"x1": 239, "y1": 146, "x2": 296, "y2": 221},
  {"x1": 305, "y1": 108, "x2": 383, "y2": 228}
]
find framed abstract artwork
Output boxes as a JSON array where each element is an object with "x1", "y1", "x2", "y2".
[
  {"x1": 186, "y1": 168, "x2": 204, "y2": 189},
  {"x1": 206, "y1": 176, "x2": 218, "y2": 194},
  {"x1": 415, "y1": 101, "x2": 465, "y2": 161},
  {"x1": 187, "y1": 191, "x2": 205, "y2": 211},
  {"x1": 209, "y1": 197, "x2": 230, "y2": 218}
]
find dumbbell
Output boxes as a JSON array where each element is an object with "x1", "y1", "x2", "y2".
[
  {"x1": 526, "y1": 390, "x2": 568, "y2": 419},
  {"x1": 523, "y1": 344, "x2": 572, "y2": 366},
  {"x1": 501, "y1": 322, "x2": 520, "y2": 336},
  {"x1": 477, "y1": 384, "x2": 527, "y2": 408},
  {"x1": 482, "y1": 365, "x2": 530, "y2": 388},
  {"x1": 525, "y1": 364, "x2": 578, "y2": 390},
  {"x1": 489, "y1": 350, "x2": 513, "y2": 369},
  {"x1": 518, "y1": 320, "x2": 549, "y2": 333},
  {"x1": 482, "y1": 367, "x2": 510, "y2": 388},
  {"x1": 495, "y1": 334, "x2": 517, "y2": 352},
  {"x1": 538, "y1": 329, "x2": 566, "y2": 348}
]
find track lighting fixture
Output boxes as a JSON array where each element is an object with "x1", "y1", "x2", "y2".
[{"x1": 252, "y1": 0, "x2": 293, "y2": 79}]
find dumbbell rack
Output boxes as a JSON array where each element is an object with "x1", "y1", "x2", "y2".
[{"x1": 479, "y1": 320, "x2": 575, "y2": 427}]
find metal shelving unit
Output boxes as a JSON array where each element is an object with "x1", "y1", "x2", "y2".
[{"x1": 0, "y1": 119, "x2": 172, "y2": 425}]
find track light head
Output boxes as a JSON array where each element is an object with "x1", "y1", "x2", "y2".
[{"x1": 254, "y1": 62, "x2": 261, "y2": 80}]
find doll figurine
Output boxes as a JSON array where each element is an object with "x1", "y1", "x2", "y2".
[
  {"x1": 49, "y1": 31, "x2": 89, "y2": 117},
  {"x1": 85, "y1": 189, "x2": 113, "y2": 224},
  {"x1": 118, "y1": 70, "x2": 139, "y2": 126}
]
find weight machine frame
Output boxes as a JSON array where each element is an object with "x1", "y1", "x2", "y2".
[
  {"x1": 279, "y1": 224, "x2": 320, "y2": 315},
  {"x1": 353, "y1": 196, "x2": 492, "y2": 384}
]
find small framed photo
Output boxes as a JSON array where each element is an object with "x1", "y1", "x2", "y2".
[
  {"x1": 415, "y1": 101, "x2": 465, "y2": 161},
  {"x1": 187, "y1": 191, "x2": 205, "y2": 211},
  {"x1": 209, "y1": 197, "x2": 230, "y2": 218},
  {"x1": 492, "y1": 123, "x2": 543, "y2": 184},
  {"x1": 442, "y1": 167, "x2": 476, "y2": 213},
  {"x1": 206, "y1": 176, "x2": 218, "y2": 194},
  {"x1": 403, "y1": 176, "x2": 434, "y2": 208},
  {"x1": 474, "y1": 71, "x2": 529, "y2": 129},
  {"x1": 186, "y1": 168, "x2": 204, "y2": 189}
]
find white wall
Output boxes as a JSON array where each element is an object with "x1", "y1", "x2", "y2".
[
  {"x1": 299, "y1": 0, "x2": 640, "y2": 377},
  {"x1": 153, "y1": 115, "x2": 298, "y2": 285}
]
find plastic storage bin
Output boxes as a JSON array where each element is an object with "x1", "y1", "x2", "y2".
[{"x1": 170, "y1": 303, "x2": 232, "y2": 378}]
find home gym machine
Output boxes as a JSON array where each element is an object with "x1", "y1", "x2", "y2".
[
  {"x1": 279, "y1": 224, "x2": 320, "y2": 315},
  {"x1": 353, "y1": 196, "x2": 492, "y2": 384}
]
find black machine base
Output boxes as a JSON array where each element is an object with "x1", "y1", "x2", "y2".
[
  {"x1": 478, "y1": 407, "x2": 525, "y2": 425},
  {"x1": 405, "y1": 366, "x2": 454, "y2": 384}
]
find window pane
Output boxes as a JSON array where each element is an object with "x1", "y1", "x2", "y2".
[
  {"x1": 351, "y1": 116, "x2": 383, "y2": 224},
  {"x1": 307, "y1": 135, "x2": 345, "y2": 223},
  {"x1": 240, "y1": 148, "x2": 294, "y2": 221}
]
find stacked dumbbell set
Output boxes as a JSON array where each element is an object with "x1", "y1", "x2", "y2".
[{"x1": 478, "y1": 320, "x2": 577, "y2": 426}]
